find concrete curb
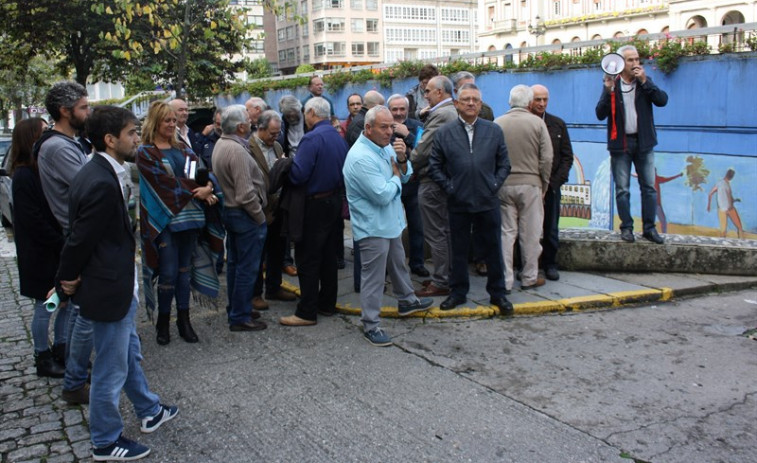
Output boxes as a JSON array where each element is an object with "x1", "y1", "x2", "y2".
[{"x1": 283, "y1": 278, "x2": 757, "y2": 318}]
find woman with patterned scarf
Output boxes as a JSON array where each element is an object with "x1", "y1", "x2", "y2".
[{"x1": 137, "y1": 101, "x2": 222, "y2": 346}]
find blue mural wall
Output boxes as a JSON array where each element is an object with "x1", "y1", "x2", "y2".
[{"x1": 215, "y1": 52, "x2": 757, "y2": 238}]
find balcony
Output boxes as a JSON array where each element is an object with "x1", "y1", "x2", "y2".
[{"x1": 484, "y1": 18, "x2": 516, "y2": 35}]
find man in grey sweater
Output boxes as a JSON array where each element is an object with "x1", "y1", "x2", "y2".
[{"x1": 494, "y1": 85, "x2": 553, "y2": 293}]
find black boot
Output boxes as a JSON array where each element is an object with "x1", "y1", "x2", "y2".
[
  {"x1": 35, "y1": 349, "x2": 65, "y2": 378},
  {"x1": 156, "y1": 313, "x2": 171, "y2": 345},
  {"x1": 51, "y1": 343, "x2": 67, "y2": 369},
  {"x1": 176, "y1": 310, "x2": 199, "y2": 343}
]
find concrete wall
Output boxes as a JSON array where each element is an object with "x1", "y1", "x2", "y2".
[{"x1": 216, "y1": 52, "x2": 757, "y2": 239}]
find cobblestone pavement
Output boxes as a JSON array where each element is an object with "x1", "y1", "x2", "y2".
[{"x1": 0, "y1": 256, "x2": 93, "y2": 463}]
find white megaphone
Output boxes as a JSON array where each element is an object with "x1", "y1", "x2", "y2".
[{"x1": 600, "y1": 53, "x2": 625, "y2": 76}]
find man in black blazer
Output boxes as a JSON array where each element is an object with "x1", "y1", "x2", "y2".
[{"x1": 54, "y1": 106, "x2": 177, "y2": 461}]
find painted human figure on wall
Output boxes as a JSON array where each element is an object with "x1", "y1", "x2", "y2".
[{"x1": 707, "y1": 168, "x2": 744, "y2": 238}]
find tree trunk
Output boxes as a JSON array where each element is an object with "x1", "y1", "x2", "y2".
[{"x1": 174, "y1": 3, "x2": 192, "y2": 99}]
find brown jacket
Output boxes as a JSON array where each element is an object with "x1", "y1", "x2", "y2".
[{"x1": 248, "y1": 135, "x2": 285, "y2": 223}]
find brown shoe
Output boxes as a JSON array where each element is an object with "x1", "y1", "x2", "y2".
[
  {"x1": 475, "y1": 261, "x2": 488, "y2": 276},
  {"x1": 229, "y1": 320, "x2": 267, "y2": 331},
  {"x1": 252, "y1": 296, "x2": 269, "y2": 311},
  {"x1": 283, "y1": 265, "x2": 298, "y2": 276},
  {"x1": 267, "y1": 288, "x2": 297, "y2": 301},
  {"x1": 521, "y1": 277, "x2": 546, "y2": 290},
  {"x1": 279, "y1": 315, "x2": 316, "y2": 326},
  {"x1": 415, "y1": 283, "x2": 450, "y2": 297},
  {"x1": 62, "y1": 384, "x2": 90, "y2": 405}
]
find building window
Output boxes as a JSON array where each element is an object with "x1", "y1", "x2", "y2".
[
  {"x1": 327, "y1": 18, "x2": 345, "y2": 32},
  {"x1": 352, "y1": 42, "x2": 365, "y2": 56},
  {"x1": 313, "y1": 19, "x2": 324, "y2": 33},
  {"x1": 441, "y1": 29, "x2": 469, "y2": 44},
  {"x1": 440, "y1": 7, "x2": 469, "y2": 24},
  {"x1": 246, "y1": 15, "x2": 264, "y2": 27},
  {"x1": 300, "y1": 0, "x2": 307, "y2": 15},
  {"x1": 328, "y1": 0, "x2": 343, "y2": 9},
  {"x1": 278, "y1": 50, "x2": 286, "y2": 62},
  {"x1": 303, "y1": 45, "x2": 310, "y2": 62},
  {"x1": 554, "y1": 1, "x2": 561, "y2": 15},
  {"x1": 383, "y1": 5, "x2": 436, "y2": 22},
  {"x1": 367, "y1": 41, "x2": 379, "y2": 56},
  {"x1": 302, "y1": 23, "x2": 309, "y2": 37},
  {"x1": 277, "y1": 28, "x2": 286, "y2": 41},
  {"x1": 286, "y1": 25, "x2": 296, "y2": 40},
  {"x1": 351, "y1": 0, "x2": 362, "y2": 9},
  {"x1": 385, "y1": 27, "x2": 437, "y2": 44},
  {"x1": 351, "y1": 18, "x2": 364, "y2": 32},
  {"x1": 366, "y1": 0, "x2": 377, "y2": 11},
  {"x1": 313, "y1": 0, "x2": 323, "y2": 11},
  {"x1": 314, "y1": 41, "x2": 347, "y2": 56},
  {"x1": 366, "y1": 18, "x2": 378, "y2": 32}
]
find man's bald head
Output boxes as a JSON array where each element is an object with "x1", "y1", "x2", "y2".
[
  {"x1": 169, "y1": 98, "x2": 189, "y2": 127},
  {"x1": 529, "y1": 84, "x2": 550, "y2": 117},
  {"x1": 363, "y1": 90, "x2": 385, "y2": 109}
]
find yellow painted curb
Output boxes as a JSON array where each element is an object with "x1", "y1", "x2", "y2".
[
  {"x1": 561, "y1": 294, "x2": 615, "y2": 311},
  {"x1": 514, "y1": 300, "x2": 566, "y2": 315},
  {"x1": 610, "y1": 289, "x2": 663, "y2": 307},
  {"x1": 659, "y1": 287, "x2": 674, "y2": 301}
]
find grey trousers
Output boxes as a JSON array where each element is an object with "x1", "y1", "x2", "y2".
[
  {"x1": 418, "y1": 181, "x2": 450, "y2": 288},
  {"x1": 358, "y1": 236, "x2": 417, "y2": 333}
]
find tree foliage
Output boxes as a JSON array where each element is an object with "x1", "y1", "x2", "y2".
[{"x1": 97, "y1": 0, "x2": 255, "y2": 98}]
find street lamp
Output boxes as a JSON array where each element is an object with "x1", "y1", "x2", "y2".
[{"x1": 528, "y1": 15, "x2": 546, "y2": 36}]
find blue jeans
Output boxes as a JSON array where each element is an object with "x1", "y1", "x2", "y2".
[
  {"x1": 89, "y1": 296, "x2": 160, "y2": 448},
  {"x1": 156, "y1": 229, "x2": 199, "y2": 315},
  {"x1": 610, "y1": 139, "x2": 657, "y2": 233},
  {"x1": 63, "y1": 303, "x2": 93, "y2": 392},
  {"x1": 401, "y1": 179, "x2": 425, "y2": 270},
  {"x1": 31, "y1": 299, "x2": 68, "y2": 353},
  {"x1": 222, "y1": 208, "x2": 267, "y2": 325}
]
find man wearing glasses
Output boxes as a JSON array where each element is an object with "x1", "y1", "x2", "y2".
[{"x1": 428, "y1": 84, "x2": 512, "y2": 315}]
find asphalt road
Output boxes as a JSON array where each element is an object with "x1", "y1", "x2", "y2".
[{"x1": 129, "y1": 289, "x2": 757, "y2": 463}]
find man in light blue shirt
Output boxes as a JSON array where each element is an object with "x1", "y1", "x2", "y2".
[{"x1": 343, "y1": 106, "x2": 433, "y2": 347}]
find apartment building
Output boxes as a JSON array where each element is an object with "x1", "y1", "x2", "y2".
[
  {"x1": 229, "y1": 0, "x2": 268, "y2": 79},
  {"x1": 479, "y1": 0, "x2": 755, "y2": 53},
  {"x1": 269, "y1": 0, "x2": 479, "y2": 74}
]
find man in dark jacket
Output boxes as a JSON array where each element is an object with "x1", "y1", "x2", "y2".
[
  {"x1": 55, "y1": 106, "x2": 177, "y2": 461},
  {"x1": 428, "y1": 84, "x2": 512, "y2": 315},
  {"x1": 596, "y1": 44, "x2": 668, "y2": 244},
  {"x1": 530, "y1": 84, "x2": 574, "y2": 281}
]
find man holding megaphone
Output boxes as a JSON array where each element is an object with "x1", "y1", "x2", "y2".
[{"x1": 596, "y1": 45, "x2": 668, "y2": 244}]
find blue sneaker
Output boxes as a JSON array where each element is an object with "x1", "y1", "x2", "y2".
[
  {"x1": 363, "y1": 328, "x2": 392, "y2": 347},
  {"x1": 140, "y1": 404, "x2": 178, "y2": 433},
  {"x1": 93, "y1": 435, "x2": 150, "y2": 461},
  {"x1": 398, "y1": 297, "x2": 433, "y2": 316}
]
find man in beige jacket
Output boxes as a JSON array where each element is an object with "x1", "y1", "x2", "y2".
[{"x1": 494, "y1": 85, "x2": 553, "y2": 292}]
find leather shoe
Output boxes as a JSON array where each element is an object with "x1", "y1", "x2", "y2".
[
  {"x1": 415, "y1": 283, "x2": 450, "y2": 297},
  {"x1": 620, "y1": 229, "x2": 635, "y2": 242},
  {"x1": 279, "y1": 315, "x2": 317, "y2": 326},
  {"x1": 439, "y1": 295, "x2": 466, "y2": 311},
  {"x1": 283, "y1": 265, "x2": 298, "y2": 276},
  {"x1": 230, "y1": 320, "x2": 267, "y2": 331},
  {"x1": 642, "y1": 229, "x2": 664, "y2": 244},
  {"x1": 475, "y1": 261, "x2": 488, "y2": 276},
  {"x1": 61, "y1": 384, "x2": 90, "y2": 405},
  {"x1": 521, "y1": 277, "x2": 546, "y2": 290},
  {"x1": 411, "y1": 266, "x2": 430, "y2": 277},
  {"x1": 252, "y1": 296, "x2": 269, "y2": 311},
  {"x1": 251, "y1": 310, "x2": 262, "y2": 320},
  {"x1": 544, "y1": 267, "x2": 560, "y2": 281},
  {"x1": 267, "y1": 288, "x2": 297, "y2": 301},
  {"x1": 317, "y1": 307, "x2": 338, "y2": 317},
  {"x1": 491, "y1": 297, "x2": 514, "y2": 316}
]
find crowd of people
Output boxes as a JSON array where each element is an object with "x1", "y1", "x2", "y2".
[{"x1": 7, "y1": 44, "x2": 667, "y2": 461}]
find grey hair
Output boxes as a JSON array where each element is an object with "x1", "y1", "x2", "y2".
[
  {"x1": 278, "y1": 95, "x2": 301, "y2": 114},
  {"x1": 246, "y1": 97, "x2": 268, "y2": 111},
  {"x1": 386, "y1": 94, "x2": 409, "y2": 109},
  {"x1": 363, "y1": 90, "x2": 385, "y2": 109},
  {"x1": 451, "y1": 71, "x2": 475, "y2": 90},
  {"x1": 257, "y1": 110, "x2": 282, "y2": 130},
  {"x1": 617, "y1": 45, "x2": 638, "y2": 56},
  {"x1": 304, "y1": 97, "x2": 330, "y2": 119},
  {"x1": 430, "y1": 76, "x2": 454, "y2": 96},
  {"x1": 220, "y1": 104, "x2": 249, "y2": 134},
  {"x1": 509, "y1": 85, "x2": 533, "y2": 109},
  {"x1": 365, "y1": 105, "x2": 391, "y2": 127},
  {"x1": 45, "y1": 81, "x2": 88, "y2": 121}
]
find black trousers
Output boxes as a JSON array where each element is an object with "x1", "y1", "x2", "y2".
[
  {"x1": 540, "y1": 186, "x2": 561, "y2": 270},
  {"x1": 294, "y1": 195, "x2": 341, "y2": 321},
  {"x1": 448, "y1": 208, "x2": 506, "y2": 300}
]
